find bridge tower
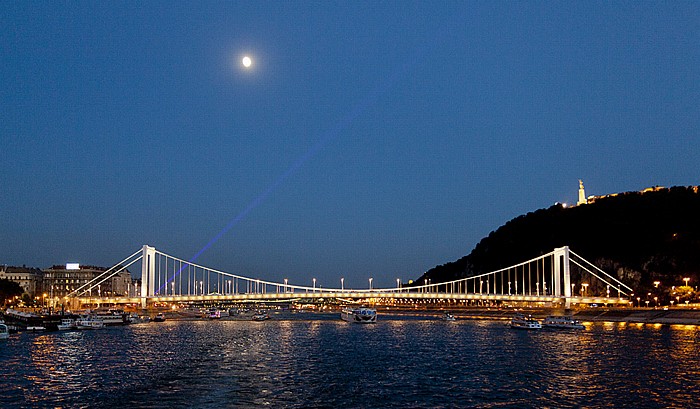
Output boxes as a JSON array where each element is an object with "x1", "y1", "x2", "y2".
[
  {"x1": 553, "y1": 246, "x2": 572, "y2": 307},
  {"x1": 140, "y1": 245, "x2": 156, "y2": 308}
]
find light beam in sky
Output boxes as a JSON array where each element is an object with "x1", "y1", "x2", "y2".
[{"x1": 156, "y1": 24, "x2": 453, "y2": 294}]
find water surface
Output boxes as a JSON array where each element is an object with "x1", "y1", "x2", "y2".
[{"x1": 1, "y1": 313, "x2": 698, "y2": 408}]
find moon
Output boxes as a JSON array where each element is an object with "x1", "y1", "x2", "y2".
[{"x1": 242, "y1": 56, "x2": 252, "y2": 68}]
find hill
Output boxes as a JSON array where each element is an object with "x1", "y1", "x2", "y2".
[{"x1": 418, "y1": 186, "x2": 700, "y2": 294}]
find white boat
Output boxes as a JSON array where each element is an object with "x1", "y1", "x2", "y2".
[
  {"x1": 0, "y1": 323, "x2": 9, "y2": 340},
  {"x1": 152, "y1": 313, "x2": 166, "y2": 322},
  {"x1": 93, "y1": 310, "x2": 129, "y2": 326},
  {"x1": 57, "y1": 318, "x2": 77, "y2": 330},
  {"x1": 341, "y1": 307, "x2": 377, "y2": 323},
  {"x1": 76, "y1": 316, "x2": 105, "y2": 330},
  {"x1": 441, "y1": 312, "x2": 456, "y2": 321},
  {"x1": 509, "y1": 313, "x2": 542, "y2": 330},
  {"x1": 207, "y1": 309, "x2": 221, "y2": 319},
  {"x1": 543, "y1": 315, "x2": 585, "y2": 330}
]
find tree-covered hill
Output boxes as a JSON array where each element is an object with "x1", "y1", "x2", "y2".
[{"x1": 418, "y1": 186, "x2": 700, "y2": 293}]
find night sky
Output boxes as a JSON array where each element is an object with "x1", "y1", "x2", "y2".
[{"x1": 2, "y1": 2, "x2": 698, "y2": 289}]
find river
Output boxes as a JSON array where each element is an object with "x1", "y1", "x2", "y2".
[{"x1": 1, "y1": 312, "x2": 698, "y2": 408}]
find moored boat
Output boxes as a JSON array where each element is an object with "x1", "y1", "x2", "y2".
[
  {"x1": 252, "y1": 311, "x2": 270, "y2": 321},
  {"x1": 340, "y1": 307, "x2": 377, "y2": 323},
  {"x1": 152, "y1": 313, "x2": 166, "y2": 322},
  {"x1": 441, "y1": 312, "x2": 456, "y2": 321},
  {"x1": 75, "y1": 316, "x2": 105, "y2": 330},
  {"x1": 57, "y1": 318, "x2": 77, "y2": 330},
  {"x1": 92, "y1": 310, "x2": 130, "y2": 326},
  {"x1": 542, "y1": 315, "x2": 585, "y2": 330},
  {"x1": 0, "y1": 323, "x2": 9, "y2": 340},
  {"x1": 509, "y1": 313, "x2": 542, "y2": 330}
]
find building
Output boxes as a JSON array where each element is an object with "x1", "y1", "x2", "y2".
[
  {"x1": 43, "y1": 264, "x2": 134, "y2": 300},
  {"x1": 0, "y1": 265, "x2": 43, "y2": 297}
]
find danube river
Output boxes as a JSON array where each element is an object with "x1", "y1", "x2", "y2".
[{"x1": 1, "y1": 312, "x2": 698, "y2": 408}]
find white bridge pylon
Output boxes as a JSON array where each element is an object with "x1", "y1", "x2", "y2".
[{"x1": 71, "y1": 245, "x2": 633, "y2": 308}]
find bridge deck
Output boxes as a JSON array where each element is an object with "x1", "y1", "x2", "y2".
[{"x1": 76, "y1": 292, "x2": 629, "y2": 306}]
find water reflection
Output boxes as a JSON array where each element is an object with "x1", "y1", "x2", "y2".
[{"x1": 1, "y1": 318, "x2": 699, "y2": 408}]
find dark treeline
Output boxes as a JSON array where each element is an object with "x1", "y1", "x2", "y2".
[{"x1": 418, "y1": 186, "x2": 700, "y2": 293}]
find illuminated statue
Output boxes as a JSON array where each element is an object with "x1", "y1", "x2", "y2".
[{"x1": 577, "y1": 180, "x2": 587, "y2": 205}]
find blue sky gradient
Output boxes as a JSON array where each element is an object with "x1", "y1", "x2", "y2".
[{"x1": 2, "y1": 2, "x2": 698, "y2": 288}]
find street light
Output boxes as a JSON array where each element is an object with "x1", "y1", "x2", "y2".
[
  {"x1": 313, "y1": 278, "x2": 316, "y2": 292},
  {"x1": 683, "y1": 277, "x2": 690, "y2": 287},
  {"x1": 284, "y1": 278, "x2": 288, "y2": 293},
  {"x1": 369, "y1": 277, "x2": 373, "y2": 291},
  {"x1": 340, "y1": 277, "x2": 344, "y2": 291},
  {"x1": 582, "y1": 283, "x2": 589, "y2": 296}
]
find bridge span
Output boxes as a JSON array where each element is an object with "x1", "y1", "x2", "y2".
[{"x1": 68, "y1": 245, "x2": 633, "y2": 309}]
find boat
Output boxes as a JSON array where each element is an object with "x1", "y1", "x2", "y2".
[
  {"x1": 252, "y1": 312, "x2": 270, "y2": 321},
  {"x1": 0, "y1": 323, "x2": 9, "y2": 340},
  {"x1": 441, "y1": 312, "x2": 456, "y2": 321},
  {"x1": 340, "y1": 307, "x2": 377, "y2": 323},
  {"x1": 207, "y1": 309, "x2": 221, "y2": 319},
  {"x1": 75, "y1": 316, "x2": 105, "y2": 330},
  {"x1": 152, "y1": 313, "x2": 166, "y2": 322},
  {"x1": 542, "y1": 315, "x2": 585, "y2": 330},
  {"x1": 129, "y1": 313, "x2": 149, "y2": 324},
  {"x1": 93, "y1": 310, "x2": 130, "y2": 326},
  {"x1": 57, "y1": 318, "x2": 77, "y2": 330},
  {"x1": 509, "y1": 313, "x2": 542, "y2": 330}
]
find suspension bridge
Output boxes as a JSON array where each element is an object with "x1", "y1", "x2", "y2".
[{"x1": 67, "y1": 245, "x2": 632, "y2": 309}]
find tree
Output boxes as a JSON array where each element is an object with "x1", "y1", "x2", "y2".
[{"x1": 0, "y1": 279, "x2": 23, "y2": 306}]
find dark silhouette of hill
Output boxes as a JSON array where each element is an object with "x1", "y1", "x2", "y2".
[{"x1": 418, "y1": 186, "x2": 700, "y2": 293}]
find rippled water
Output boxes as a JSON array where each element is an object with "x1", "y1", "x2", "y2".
[{"x1": 1, "y1": 313, "x2": 699, "y2": 408}]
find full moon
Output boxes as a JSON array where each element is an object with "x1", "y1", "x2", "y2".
[{"x1": 242, "y1": 56, "x2": 252, "y2": 68}]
